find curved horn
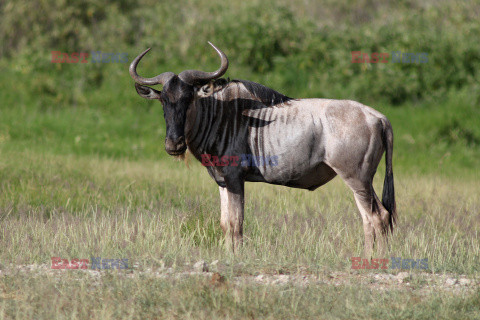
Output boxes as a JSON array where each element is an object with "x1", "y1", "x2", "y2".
[
  {"x1": 129, "y1": 48, "x2": 174, "y2": 86},
  {"x1": 178, "y1": 41, "x2": 229, "y2": 85}
]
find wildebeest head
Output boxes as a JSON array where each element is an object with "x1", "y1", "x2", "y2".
[{"x1": 129, "y1": 42, "x2": 229, "y2": 156}]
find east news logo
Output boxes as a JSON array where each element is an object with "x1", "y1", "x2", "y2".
[
  {"x1": 351, "y1": 257, "x2": 428, "y2": 270},
  {"x1": 51, "y1": 257, "x2": 128, "y2": 269},
  {"x1": 51, "y1": 51, "x2": 129, "y2": 63}
]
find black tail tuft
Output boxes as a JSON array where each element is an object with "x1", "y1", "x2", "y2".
[{"x1": 381, "y1": 119, "x2": 397, "y2": 233}]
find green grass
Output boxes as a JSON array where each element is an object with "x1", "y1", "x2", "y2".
[
  {"x1": 1, "y1": 149, "x2": 479, "y2": 272},
  {"x1": 0, "y1": 150, "x2": 479, "y2": 319}
]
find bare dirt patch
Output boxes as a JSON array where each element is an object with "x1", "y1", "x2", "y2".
[{"x1": 3, "y1": 262, "x2": 478, "y2": 296}]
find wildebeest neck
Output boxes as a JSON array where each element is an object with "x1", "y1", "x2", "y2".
[{"x1": 184, "y1": 80, "x2": 292, "y2": 161}]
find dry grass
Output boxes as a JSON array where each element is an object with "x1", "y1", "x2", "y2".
[
  {"x1": 0, "y1": 150, "x2": 479, "y2": 318},
  {"x1": 1, "y1": 150, "x2": 479, "y2": 271}
]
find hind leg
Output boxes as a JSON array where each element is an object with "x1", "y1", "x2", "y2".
[
  {"x1": 329, "y1": 124, "x2": 391, "y2": 256},
  {"x1": 372, "y1": 190, "x2": 392, "y2": 248},
  {"x1": 329, "y1": 159, "x2": 391, "y2": 258},
  {"x1": 350, "y1": 182, "x2": 390, "y2": 257},
  {"x1": 352, "y1": 188, "x2": 376, "y2": 258}
]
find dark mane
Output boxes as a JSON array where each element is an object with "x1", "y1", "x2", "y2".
[
  {"x1": 236, "y1": 80, "x2": 293, "y2": 105},
  {"x1": 208, "y1": 78, "x2": 292, "y2": 106}
]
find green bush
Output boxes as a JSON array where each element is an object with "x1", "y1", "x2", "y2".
[{"x1": 0, "y1": 0, "x2": 479, "y2": 105}]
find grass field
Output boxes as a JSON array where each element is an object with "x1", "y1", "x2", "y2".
[
  {"x1": 1, "y1": 65, "x2": 480, "y2": 319},
  {"x1": 0, "y1": 138, "x2": 479, "y2": 318}
]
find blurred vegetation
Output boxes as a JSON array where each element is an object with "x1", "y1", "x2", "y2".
[
  {"x1": 1, "y1": 0, "x2": 480, "y2": 105},
  {"x1": 0, "y1": 0, "x2": 479, "y2": 175}
]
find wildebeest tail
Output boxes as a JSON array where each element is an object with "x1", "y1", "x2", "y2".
[{"x1": 381, "y1": 118, "x2": 397, "y2": 233}]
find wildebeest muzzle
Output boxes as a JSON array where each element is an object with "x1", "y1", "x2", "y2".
[{"x1": 165, "y1": 136, "x2": 187, "y2": 155}]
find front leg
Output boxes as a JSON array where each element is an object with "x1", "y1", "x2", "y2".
[
  {"x1": 218, "y1": 178, "x2": 244, "y2": 252},
  {"x1": 219, "y1": 186, "x2": 230, "y2": 236}
]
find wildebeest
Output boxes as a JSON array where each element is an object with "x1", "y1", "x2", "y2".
[{"x1": 129, "y1": 42, "x2": 396, "y2": 257}]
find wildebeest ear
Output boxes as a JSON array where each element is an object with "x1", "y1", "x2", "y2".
[
  {"x1": 197, "y1": 82, "x2": 214, "y2": 98},
  {"x1": 135, "y1": 83, "x2": 162, "y2": 100}
]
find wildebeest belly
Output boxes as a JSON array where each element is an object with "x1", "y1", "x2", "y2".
[
  {"x1": 244, "y1": 100, "x2": 335, "y2": 189},
  {"x1": 262, "y1": 162, "x2": 337, "y2": 190}
]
